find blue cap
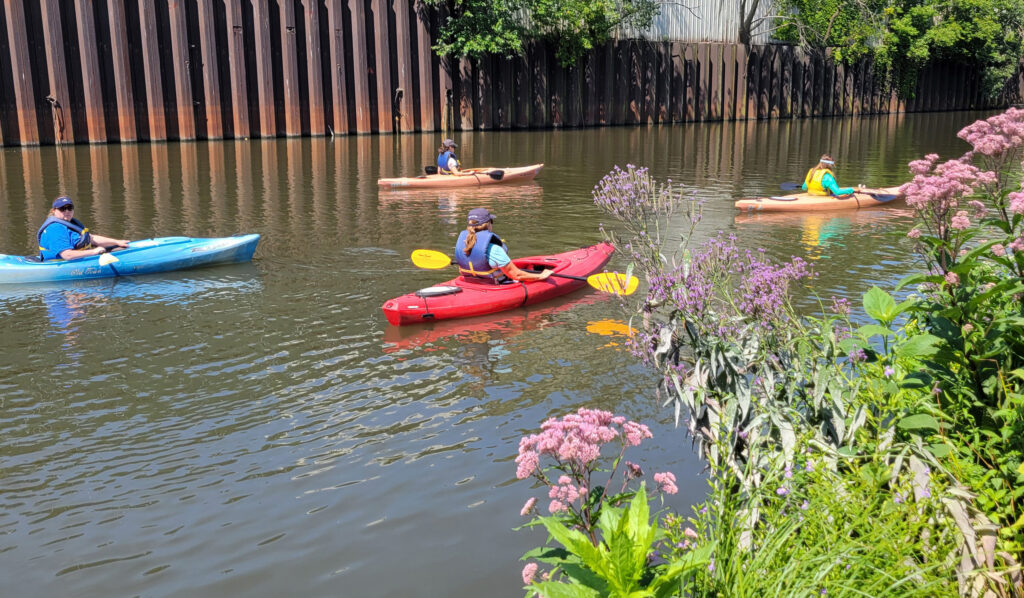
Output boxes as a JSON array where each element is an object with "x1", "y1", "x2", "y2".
[
  {"x1": 52, "y1": 196, "x2": 73, "y2": 209},
  {"x1": 467, "y1": 207, "x2": 494, "y2": 225}
]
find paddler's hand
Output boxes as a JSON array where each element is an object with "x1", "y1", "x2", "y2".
[
  {"x1": 93, "y1": 246, "x2": 107, "y2": 256},
  {"x1": 537, "y1": 269, "x2": 553, "y2": 281},
  {"x1": 857, "y1": 184, "x2": 866, "y2": 192}
]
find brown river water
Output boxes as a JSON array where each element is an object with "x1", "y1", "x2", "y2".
[{"x1": 0, "y1": 111, "x2": 990, "y2": 597}]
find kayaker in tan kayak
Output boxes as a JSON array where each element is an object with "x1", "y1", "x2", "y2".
[
  {"x1": 456, "y1": 208, "x2": 552, "y2": 283},
  {"x1": 802, "y1": 153, "x2": 863, "y2": 197},
  {"x1": 437, "y1": 138, "x2": 463, "y2": 174}
]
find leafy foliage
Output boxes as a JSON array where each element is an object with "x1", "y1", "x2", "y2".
[
  {"x1": 775, "y1": 0, "x2": 1024, "y2": 98},
  {"x1": 425, "y1": 0, "x2": 659, "y2": 66},
  {"x1": 675, "y1": 461, "x2": 958, "y2": 597},
  {"x1": 523, "y1": 489, "x2": 711, "y2": 598},
  {"x1": 589, "y1": 118, "x2": 1024, "y2": 592}
]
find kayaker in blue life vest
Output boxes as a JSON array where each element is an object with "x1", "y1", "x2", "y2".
[
  {"x1": 802, "y1": 153, "x2": 863, "y2": 197},
  {"x1": 437, "y1": 139, "x2": 462, "y2": 175},
  {"x1": 455, "y1": 208, "x2": 553, "y2": 283},
  {"x1": 37, "y1": 196, "x2": 130, "y2": 261}
]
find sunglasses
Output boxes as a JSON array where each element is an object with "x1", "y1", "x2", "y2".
[{"x1": 58, "y1": 205, "x2": 74, "y2": 212}]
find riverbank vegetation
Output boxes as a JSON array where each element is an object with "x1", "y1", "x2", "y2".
[
  {"x1": 514, "y1": 109, "x2": 1024, "y2": 596},
  {"x1": 429, "y1": 0, "x2": 1023, "y2": 99},
  {"x1": 776, "y1": 0, "x2": 1024, "y2": 98}
]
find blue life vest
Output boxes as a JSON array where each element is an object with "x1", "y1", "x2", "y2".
[
  {"x1": 437, "y1": 151, "x2": 459, "y2": 174},
  {"x1": 455, "y1": 230, "x2": 507, "y2": 280},
  {"x1": 37, "y1": 217, "x2": 92, "y2": 260}
]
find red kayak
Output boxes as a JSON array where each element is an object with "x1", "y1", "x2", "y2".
[{"x1": 382, "y1": 243, "x2": 615, "y2": 326}]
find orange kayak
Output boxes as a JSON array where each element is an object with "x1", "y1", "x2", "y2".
[
  {"x1": 734, "y1": 186, "x2": 903, "y2": 212},
  {"x1": 377, "y1": 164, "x2": 544, "y2": 189}
]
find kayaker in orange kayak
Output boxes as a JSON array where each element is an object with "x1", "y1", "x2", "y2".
[
  {"x1": 456, "y1": 208, "x2": 552, "y2": 283},
  {"x1": 437, "y1": 139, "x2": 462, "y2": 174},
  {"x1": 802, "y1": 153, "x2": 861, "y2": 197}
]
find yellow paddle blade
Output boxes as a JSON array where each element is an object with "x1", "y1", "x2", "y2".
[
  {"x1": 411, "y1": 249, "x2": 454, "y2": 269},
  {"x1": 586, "y1": 272, "x2": 639, "y2": 296},
  {"x1": 98, "y1": 253, "x2": 120, "y2": 266}
]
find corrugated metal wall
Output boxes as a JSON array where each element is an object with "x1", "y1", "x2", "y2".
[
  {"x1": 618, "y1": 0, "x2": 774, "y2": 44},
  {"x1": 0, "y1": 0, "x2": 1020, "y2": 147}
]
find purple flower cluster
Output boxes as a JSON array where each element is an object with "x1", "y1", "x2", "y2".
[
  {"x1": 645, "y1": 234, "x2": 813, "y2": 337},
  {"x1": 830, "y1": 296, "x2": 850, "y2": 316},
  {"x1": 592, "y1": 164, "x2": 691, "y2": 226}
]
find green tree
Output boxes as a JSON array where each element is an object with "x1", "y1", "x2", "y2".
[
  {"x1": 775, "y1": 0, "x2": 1024, "y2": 98},
  {"x1": 425, "y1": 0, "x2": 660, "y2": 66}
]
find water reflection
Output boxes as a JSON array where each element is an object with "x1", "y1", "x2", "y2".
[
  {"x1": 734, "y1": 207, "x2": 917, "y2": 261},
  {"x1": 585, "y1": 318, "x2": 635, "y2": 350},
  {"x1": 378, "y1": 182, "x2": 544, "y2": 226},
  {"x1": 383, "y1": 290, "x2": 609, "y2": 354}
]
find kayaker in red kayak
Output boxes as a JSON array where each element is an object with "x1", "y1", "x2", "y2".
[
  {"x1": 37, "y1": 196, "x2": 130, "y2": 261},
  {"x1": 801, "y1": 153, "x2": 862, "y2": 197},
  {"x1": 437, "y1": 139, "x2": 462, "y2": 175},
  {"x1": 456, "y1": 208, "x2": 552, "y2": 283}
]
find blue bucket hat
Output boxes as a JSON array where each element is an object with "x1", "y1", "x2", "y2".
[{"x1": 52, "y1": 196, "x2": 73, "y2": 209}]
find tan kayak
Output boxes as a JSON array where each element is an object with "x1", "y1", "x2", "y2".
[
  {"x1": 378, "y1": 164, "x2": 544, "y2": 189},
  {"x1": 735, "y1": 186, "x2": 904, "y2": 212}
]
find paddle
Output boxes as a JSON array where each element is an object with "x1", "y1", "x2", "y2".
[
  {"x1": 410, "y1": 249, "x2": 639, "y2": 296},
  {"x1": 778, "y1": 182, "x2": 899, "y2": 202},
  {"x1": 422, "y1": 165, "x2": 504, "y2": 180},
  {"x1": 98, "y1": 251, "x2": 121, "y2": 275}
]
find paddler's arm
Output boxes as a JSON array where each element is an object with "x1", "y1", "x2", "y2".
[
  {"x1": 58, "y1": 246, "x2": 111, "y2": 260},
  {"x1": 90, "y1": 234, "x2": 130, "y2": 249},
  {"x1": 487, "y1": 244, "x2": 553, "y2": 282},
  {"x1": 500, "y1": 262, "x2": 553, "y2": 282},
  {"x1": 822, "y1": 173, "x2": 855, "y2": 197}
]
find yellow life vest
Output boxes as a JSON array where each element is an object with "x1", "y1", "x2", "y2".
[{"x1": 804, "y1": 167, "x2": 834, "y2": 196}]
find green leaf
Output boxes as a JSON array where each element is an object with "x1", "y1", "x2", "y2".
[
  {"x1": 896, "y1": 334, "x2": 941, "y2": 359},
  {"x1": 538, "y1": 517, "x2": 607, "y2": 574},
  {"x1": 897, "y1": 413, "x2": 940, "y2": 433},
  {"x1": 927, "y1": 442, "x2": 952, "y2": 458},
  {"x1": 863, "y1": 287, "x2": 898, "y2": 323},
  {"x1": 530, "y1": 580, "x2": 602, "y2": 598}
]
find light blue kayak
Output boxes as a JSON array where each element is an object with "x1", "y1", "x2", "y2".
[{"x1": 0, "y1": 234, "x2": 260, "y2": 284}]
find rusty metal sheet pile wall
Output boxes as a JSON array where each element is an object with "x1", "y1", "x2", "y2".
[{"x1": 0, "y1": 0, "x2": 1020, "y2": 146}]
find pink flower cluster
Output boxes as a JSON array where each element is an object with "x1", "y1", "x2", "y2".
[
  {"x1": 900, "y1": 155, "x2": 996, "y2": 214},
  {"x1": 653, "y1": 471, "x2": 679, "y2": 494},
  {"x1": 548, "y1": 475, "x2": 588, "y2": 513},
  {"x1": 1010, "y1": 189, "x2": 1024, "y2": 215},
  {"x1": 515, "y1": 409, "x2": 652, "y2": 480},
  {"x1": 957, "y1": 107, "x2": 1024, "y2": 158},
  {"x1": 522, "y1": 562, "x2": 538, "y2": 584}
]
